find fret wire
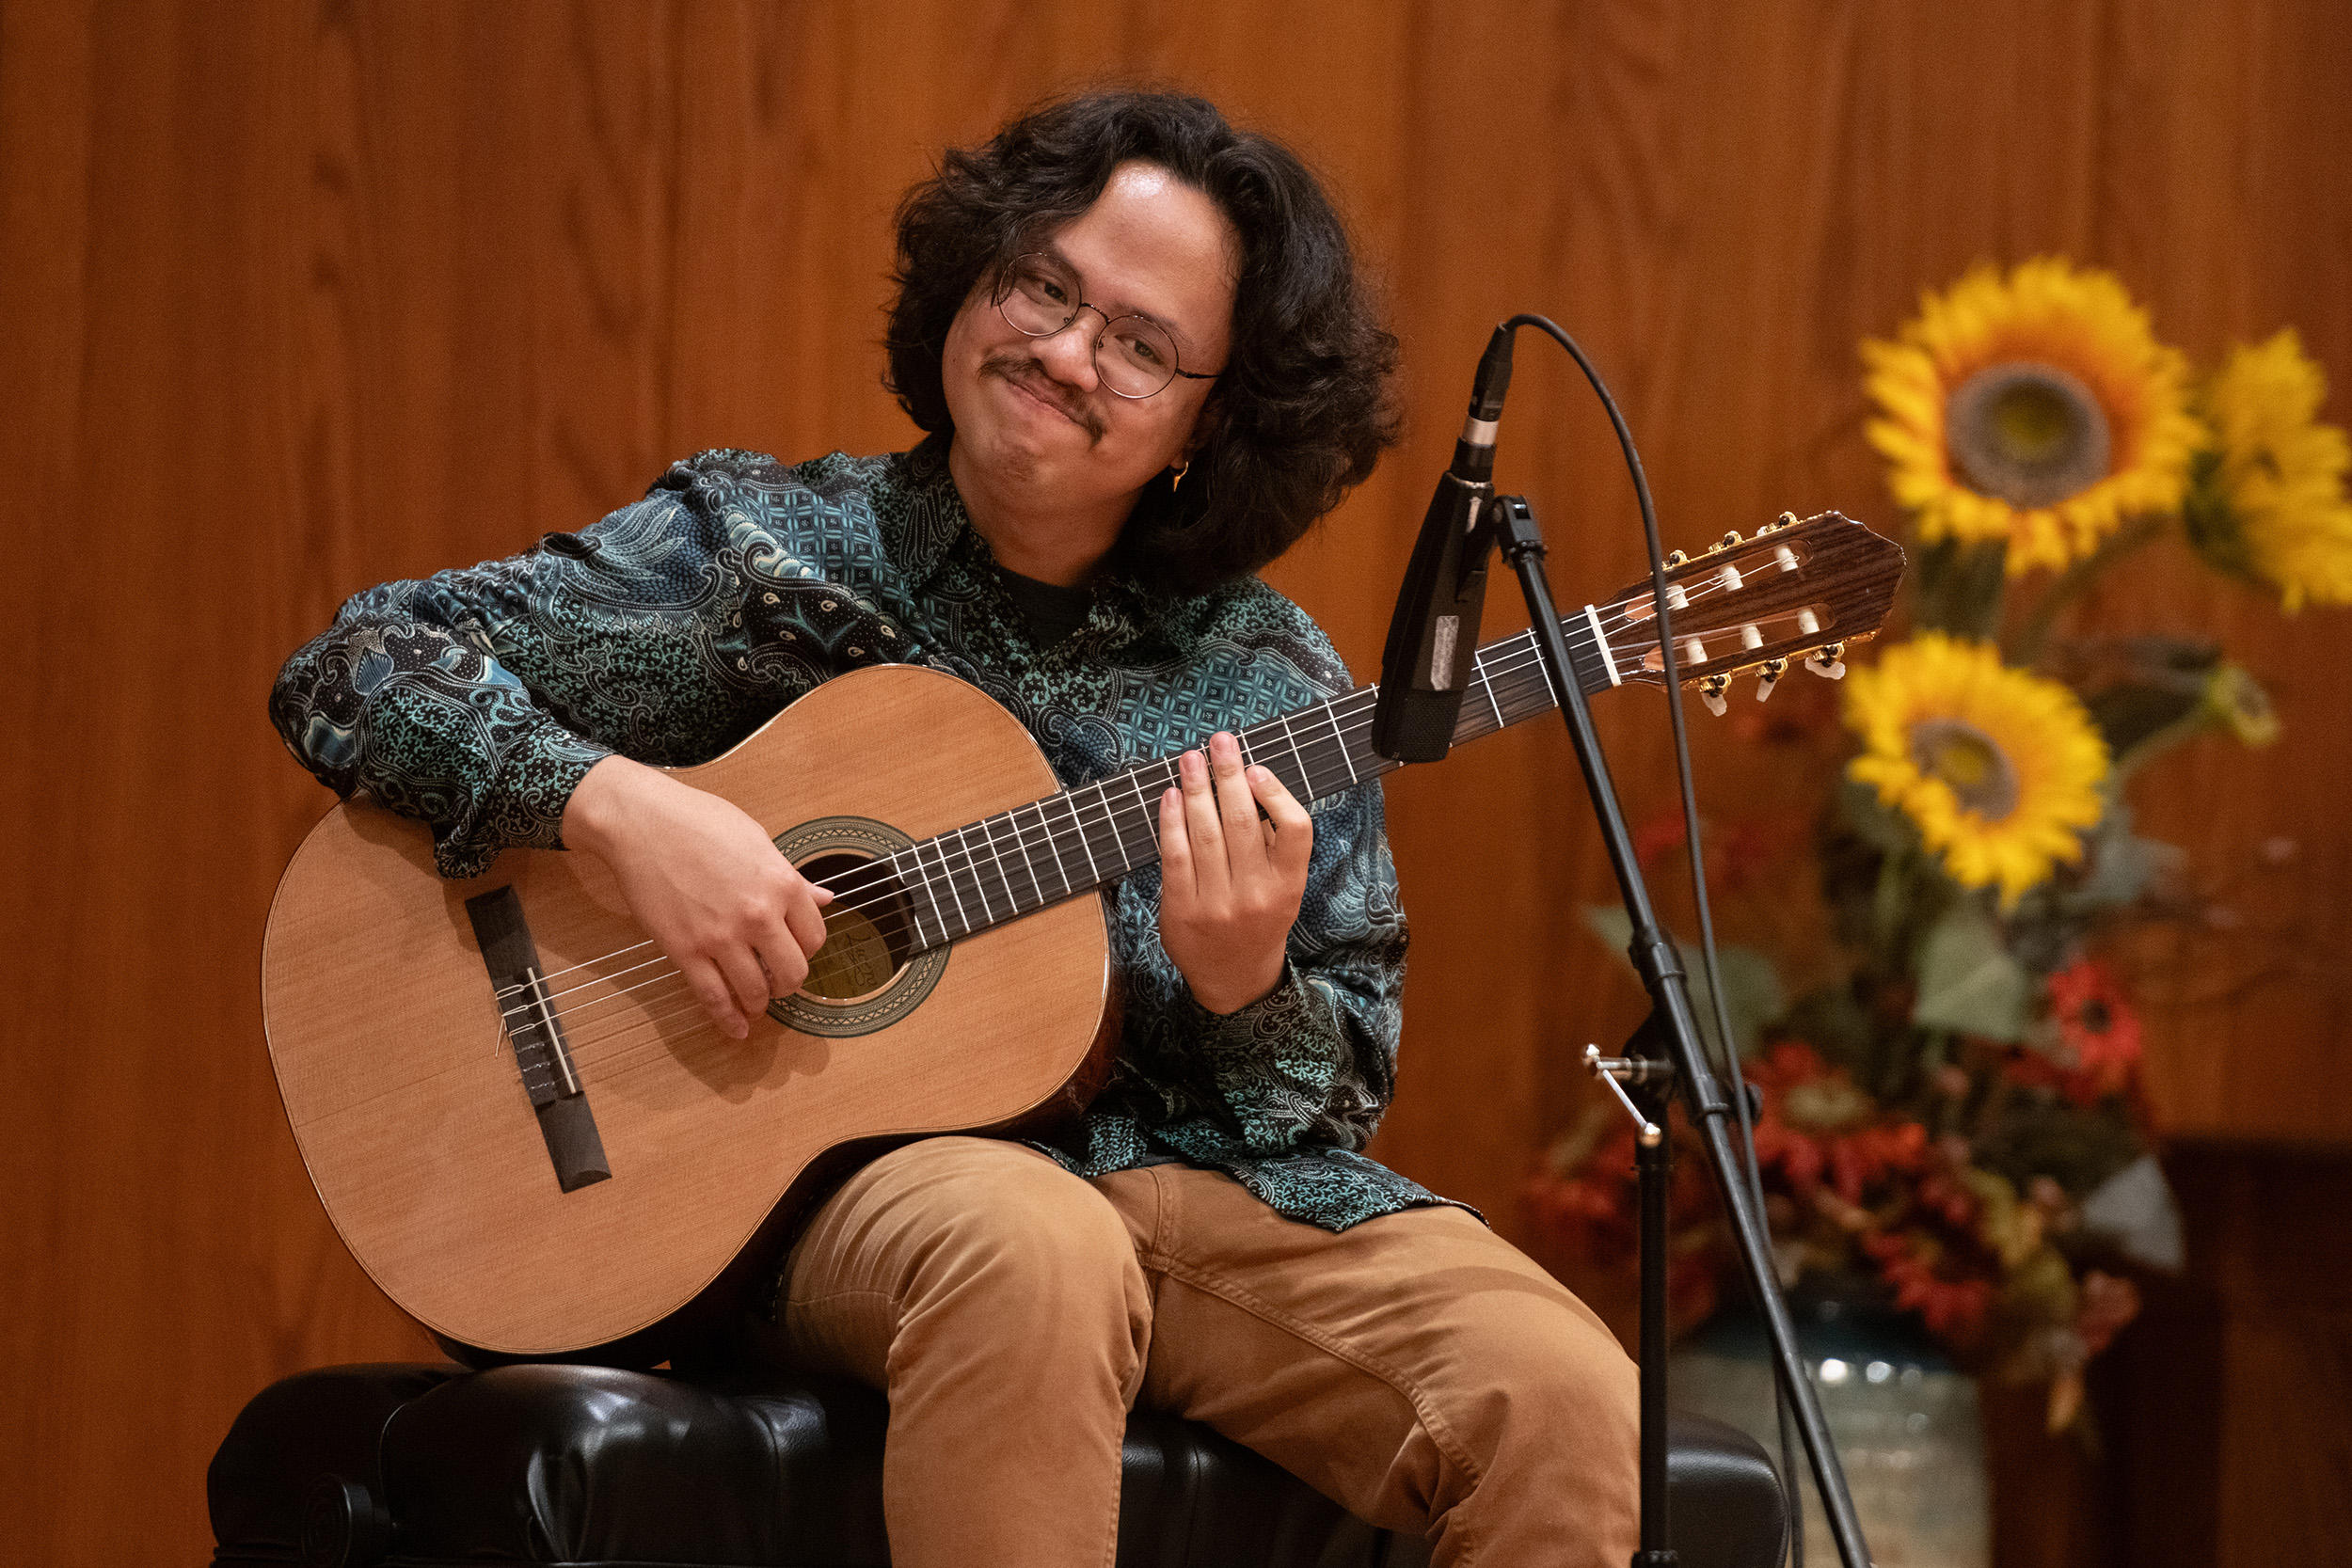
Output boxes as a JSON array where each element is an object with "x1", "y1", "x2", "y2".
[
  {"x1": 932, "y1": 834, "x2": 973, "y2": 936},
  {"x1": 969, "y1": 814, "x2": 1010, "y2": 917},
  {"x1": 1117, "y1": 765, "x2": 1155, "y2": 867},
  {"x1": 1323, "y1": 698, "x2": 1359, "y2": 786},
  {"x1": 886, "y1": 849, "x2": 932, "y2": 950},
  {"x1": 1027, "y1": 799, "x2": 1073, "y2": 896},
  {"x1": 992, "y1": 816, "x2": 1032, "y2": 911},
  {"x1": 953, "y1": 825, "x2": 995, "y2": 923},
  {"x1": 993, "y1": 818, "x2": 1029, "y2": 914},
  {"x1": 1276, "y1": 711, "x2": 1310, "y2": 796},
  {"x1": 1476, "y1": 651, "x2": 1507, "y2": 732},
  {"x1": 1009, "y1": 806, "x2": 1050, "y2": 910},
  {"x1": 976, "y1": 816, "x2": 1011, "y2": 912},
  {"x1": 1084, "y1": 788, "x2": 1122, "y2": 874},
  {"x1": 1094, "y1": 779, "x2": 1134, "y2": 870},
  {"x1": 1068, "y1": 789, "x2": 1105, "y2": 884},
  {"x1": 1124, "y1": 767, "x2": 1157, "y2": 863}
]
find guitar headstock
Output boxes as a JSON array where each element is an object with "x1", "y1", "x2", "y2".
[{"x1": 1597, "y1": 512, "x2": 1906, "y2": 713}]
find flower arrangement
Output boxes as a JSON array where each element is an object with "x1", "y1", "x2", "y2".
[{"x1": 1529, "y1": 259, "x2": 2352, "y2": 1432}]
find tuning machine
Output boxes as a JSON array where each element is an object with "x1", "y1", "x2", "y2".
[
  {"x1": 1806, "y1": 641, "x2": 1846, "y2": 679},
  {"x1": 1755, "y1": 656, "x2": 1788, "y2": 702},
  {"x1": 1700, "y1": 673, "x2": 1731, "y2": 717}
]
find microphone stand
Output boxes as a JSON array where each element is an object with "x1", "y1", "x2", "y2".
[{"x1": 1478, "y1": 493, "x2": 1872, "y2": 1568}]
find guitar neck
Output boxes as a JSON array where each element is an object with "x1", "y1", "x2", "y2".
[
  {"x1": 850, "y1": 508, "x2": 1901, "y2": 957},
  {"x1": 860, "y1": 613, "x2": 1607, "y2": 957}
]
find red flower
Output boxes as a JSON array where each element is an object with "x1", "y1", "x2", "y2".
[
  {"x1": 1524, "y1": 1109, "x2": 1725, "y2": 1328},
  {"x1": 1863, "y1": 1228, "x2": 1995, "y2": 1344},
  {"x1": 2018, "y1": 960, "x2": 2144, "y2": 1105},
  {"x1": 1744, "y1": 1042, "x2": 1930, "y2": 1205}
]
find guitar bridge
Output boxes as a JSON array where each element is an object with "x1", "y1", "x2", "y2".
[{"x1": 465, "y1": 886, "x2": 612, "y2": 1194}]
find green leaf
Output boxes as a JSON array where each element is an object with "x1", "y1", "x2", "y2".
[
  {"x1": 1912, "y1": 899, "x2": 2031, "y2": 1041},
  {"x1": 1581, "y1": 906, "x2": 1788, "y2": 1058},
  {"x1": 2065, "y1": 793, "x2": 2185, "y2": 913}
]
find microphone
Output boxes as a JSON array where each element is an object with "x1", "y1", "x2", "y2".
[{"x1": 1371, "y1": 324, "x2": 1517, "y2": 763}]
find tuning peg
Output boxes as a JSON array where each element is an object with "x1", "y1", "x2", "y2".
[
  {"x1": 1700, "y1": 673, "x2": 1730, "y2": 716},
  {"x1": 1806, "y1": 641, "x2": 1846, "y2": 679},
  {"x1": 1755, "y1": 657, "x2": 1788, "y2": 702},
  {"x1": 1664, "y1": 548, "x2": 1688, "y2": 569}
]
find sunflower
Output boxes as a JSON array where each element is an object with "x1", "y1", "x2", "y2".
[
  {"x1": 1864, "y1": 259, "x2": 2201, "y2": 574},
  {"x1": 2184, "y1": 328, "x2": 2352, "y2": 611},
  {"x1": 1846, "y1": 634, "x2": 2110, "y2": 905}
]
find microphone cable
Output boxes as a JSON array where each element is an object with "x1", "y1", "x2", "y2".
[{"x1": 1488, "y1": 313, "x2": 1800, "y2": 1552}]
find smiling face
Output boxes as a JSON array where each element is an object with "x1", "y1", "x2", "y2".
[{"x1": 942, "y1": 160, "x2": 1239, "y2": 557}]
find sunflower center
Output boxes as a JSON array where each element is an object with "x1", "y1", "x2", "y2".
[
  {"x1": 1909, "y1": 718, "x2": 2021, "y2": 821},
  {"x1": 1946, "y1": 361, "x2": 2112, "y2": 509}
]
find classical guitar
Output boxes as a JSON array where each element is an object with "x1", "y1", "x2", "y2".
[{"x1": 261, "y1": 512, "x2": 1903, "y2": 1361}]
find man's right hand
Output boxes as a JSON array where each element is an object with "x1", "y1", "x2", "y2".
[{"x1": 561, "y1": 756, "x2": 833, "y2": 1038}]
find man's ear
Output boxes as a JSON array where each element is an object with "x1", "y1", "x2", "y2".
[{"x1": 1183, "y1": 394, "x2": 1225, "y2": 458}]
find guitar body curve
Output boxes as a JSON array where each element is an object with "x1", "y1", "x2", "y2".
[{"x1": 261, "y1": 663, "x2": 1116, "y2": 1358}]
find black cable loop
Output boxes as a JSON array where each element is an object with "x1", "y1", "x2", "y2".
[{"x1": 1497, "y1": 313, "x2": 1777, "y2": 1273}]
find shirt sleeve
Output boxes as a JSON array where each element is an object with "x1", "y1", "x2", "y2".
[
  {"x1": 266, "y1": 452, "x2": 904, "y2": 879},
  {"x1": 268, "y1": 554, "x2": 621, "y2": 880},
  {"x1": 1120, "y1": 778, "x2": 1409, "y2": 1161}
]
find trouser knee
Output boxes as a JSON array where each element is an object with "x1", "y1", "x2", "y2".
[{"x1": 782, "y1": 1137, "x2": 1152, "y2": 1399}]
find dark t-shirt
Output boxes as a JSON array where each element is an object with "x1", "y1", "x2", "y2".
[{"x1": 995, "y1": 566, "x2": 1094, "y2": 647}]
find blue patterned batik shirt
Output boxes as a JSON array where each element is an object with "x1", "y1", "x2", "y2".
[{"x1": 271, "y1": 436, "x2": 1459, "y2": 1231}]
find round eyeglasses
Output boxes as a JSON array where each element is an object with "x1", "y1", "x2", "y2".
[{"x1": 993, "y1": 254, "x2": 1221, "y2": 400}]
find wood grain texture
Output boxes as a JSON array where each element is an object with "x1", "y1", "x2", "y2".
[{"x1": 2, "y1": 2, "x2": 2345, "y2": 1561}]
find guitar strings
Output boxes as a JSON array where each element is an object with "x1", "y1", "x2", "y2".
[
  {"x1": 551, "y1": 623, "x2": 1714, "y2": 1079},
  {"x1": 508, "y1": 566, "x2": 1788, "y2": 1069},
  {"x1": 500, "y1": 562, "x2": 1797, "y2": 1065},
  {"x1": 550, "y1": 606, "x2": 1662, "y2": 1081},
  {"x1": 501, "y1": 562, "x2": 1753, "y2": 1009},
  {"x1": 796, "y1": 562, "x2": 1777, "y2": 948},
  {"x1": 511, "y1": 566, "x2": 1745, "y2": 1002}
]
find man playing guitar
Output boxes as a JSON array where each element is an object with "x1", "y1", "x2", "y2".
[{"x1": 271, "y1": 89, "x2": 1638, "y2": 1568}]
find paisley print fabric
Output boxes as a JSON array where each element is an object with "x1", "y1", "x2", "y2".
[{"x1": 270, "y1": 436, "x2": 1459, "y2": 1231}]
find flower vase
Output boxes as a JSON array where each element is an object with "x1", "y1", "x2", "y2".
[{"x1": 1669, "y1": 1275, "x2": 1990, "y2": 1568}]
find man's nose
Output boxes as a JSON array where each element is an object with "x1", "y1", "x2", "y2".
[{"x1": 1032, "y1": 307, "x2": 1104, "y2": 389}]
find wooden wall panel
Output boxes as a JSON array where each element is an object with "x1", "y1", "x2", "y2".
[{"x1": 2, "y1": 3, "x2": 2346, "y2": 1562}]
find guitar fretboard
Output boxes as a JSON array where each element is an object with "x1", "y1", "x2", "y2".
[{"x1": 827, "y1": 610, "x2": 1619, "y2": 956}]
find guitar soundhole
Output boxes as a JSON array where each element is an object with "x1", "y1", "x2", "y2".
[{"x1": 799, "y1": 851, "x2": 914, "y2": 1001}]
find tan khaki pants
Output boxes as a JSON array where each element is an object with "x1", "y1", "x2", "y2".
[{"x1": 757, "y1": 1136, "x2": 1638, "y2": 1568}]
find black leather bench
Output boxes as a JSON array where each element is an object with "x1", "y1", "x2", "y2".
[{"x1": 209, "y1": 1361, "x2": 1788, "y2": 1568}]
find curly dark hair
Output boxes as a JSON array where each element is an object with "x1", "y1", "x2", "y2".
[{"x1": 886, "y1": 90, "x2": 1402, "y2": 595}]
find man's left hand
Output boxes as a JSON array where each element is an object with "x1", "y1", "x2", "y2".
[{"x1": 1157, "y1": 731, "x2": 1314, "y2": 1014}]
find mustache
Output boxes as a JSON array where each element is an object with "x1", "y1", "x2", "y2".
[{"x1": 981, "y1": 351, "x2": 1105, "y2": 438}]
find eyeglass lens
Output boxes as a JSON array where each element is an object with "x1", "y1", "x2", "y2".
[{"x1": 996, "y1": 256, "x2": 1182, "y2": 399}]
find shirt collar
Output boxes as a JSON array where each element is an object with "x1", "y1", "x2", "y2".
[
  {"x1": 882, "y1": 432, "x2": 1166, "y2": 648},
  {"x1": 879, "y1": 432, "x2": 967, "y2": 590}
]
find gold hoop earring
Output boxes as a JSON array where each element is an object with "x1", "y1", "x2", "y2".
[{"x1": 1170, "y1": 457, "x2": 1190, "y2": 492}]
